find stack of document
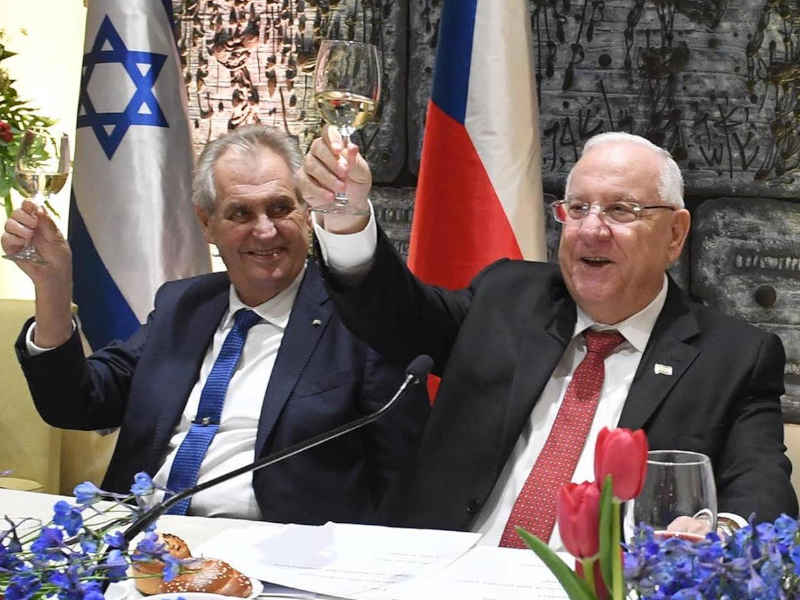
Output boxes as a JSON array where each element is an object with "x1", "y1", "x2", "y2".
[{"x1": 197, "y1": 523, "x2": 570, "y2": 600}]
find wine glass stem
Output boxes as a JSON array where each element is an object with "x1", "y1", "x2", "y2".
[{"x1": 334, "y1": 131, "x2": 349, "y2": 206}]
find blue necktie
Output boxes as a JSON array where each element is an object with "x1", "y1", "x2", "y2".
[{"x1": 165, "y1": 308, "x2": 262, "y2": 515}]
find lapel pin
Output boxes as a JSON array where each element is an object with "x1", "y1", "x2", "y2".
[
  {"x1": 654, "y1": 363, "x2": 673, "y2": 376},
  {"x1": 312, "y1": 319, "x2": 322, "y2": 327}
]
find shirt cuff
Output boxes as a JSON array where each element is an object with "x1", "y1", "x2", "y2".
[
  {"x1": 25, "y1": 320, "x2": 77, "y2": 356},
  {"x1": 717, "y1": 512, "x2": 746, "y2": 536},
  {"x1": 312, "y1": 200, "x2": 377, "y2": 280}
]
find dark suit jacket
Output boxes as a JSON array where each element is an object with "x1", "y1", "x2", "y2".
[
  {"x1": 320, "y1": 228, "x2": 797, "y2": 529},
  {"x1": 15, "y1": 261, "x2": 429, "y2": 525}
]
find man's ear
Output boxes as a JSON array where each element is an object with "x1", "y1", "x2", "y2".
[
  {"x1": 667, "y1": 208, "x2": 691, "y2": 263},
  {"x1": 195, "y1": 206, "x2": 213, "y2": 244}
]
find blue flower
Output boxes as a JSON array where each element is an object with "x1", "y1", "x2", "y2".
[
  {"x1": 131, "y1": 472, "x2": 154, "y2": 496},
  {"x1": 672, "y1": 589, "x2": 703, "y2": 600},
  {"x1": 791, "y1": 543, "x2": 800, "y2": 576},
  {"x1": 132, "y1": 531, "x2": 164, "y2": 561},
  {"x1": 102, "y1": 549, "x2": 129, "y2": 581},
  {"x1": 162, "y1": 553, "x2": 181, "y2": 581},
  {"x1": 103, "y1": 530, "x2": 126, "y2": 549},
  {"x1": 0, "y1": 474, "x2": 171, "y2": 600},
  {"x1": 80, "y1": 581, "x2": 104, "y2": 600},
  {"x1": 72, "y1": 481, "x2": 101, "y2": 505},
  {"x1": 5, "y1": 572, "x2": 41, "y2": 600},
  {"x1": 53, "y1": 500, "x2": 84, "y2": 536},
  {"x1": 30, "y1": 526, "x2": 64, "y2": 561}
]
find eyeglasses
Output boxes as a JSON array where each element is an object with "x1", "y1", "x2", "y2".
[{"x1": 551, "y1": 200, "x2": 676, "y2": 224}]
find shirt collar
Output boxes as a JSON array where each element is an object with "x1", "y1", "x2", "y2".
[
  {"x1": 573, "y1": 274, "x2": 668, "y2": 353},
  {"x1": 224, "y1": 262, "x2": 307, "y2": 330}
]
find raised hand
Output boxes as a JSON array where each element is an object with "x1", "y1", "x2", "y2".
[
  {"x1": 2, "y1": 199, "x2": 74, "y2": 348},
  {"x1": 297, "y1": 125, "x2": 372, "y2": 234},
  {"x1": 2, "y1": 200, "x2": 72, "y2": 282}
]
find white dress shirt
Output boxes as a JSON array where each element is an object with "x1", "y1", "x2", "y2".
[
  {"x1": 28, "y1": 264, "x2": 306, "y2": 519},
  {"x1": 470, "y1": 282, "x2": 666, "y2": 548}
]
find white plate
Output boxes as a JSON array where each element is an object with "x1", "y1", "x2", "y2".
[{"x1": 105, "y1": 576, "x2": 263, "y2": 600}]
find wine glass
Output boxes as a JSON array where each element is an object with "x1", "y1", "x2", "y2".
[
  {"x1": 623, "y1": 450, "x2": 717, "y2": 543},
  {"x1": 4, "y1": 130, "x2": 71, "y2": 263},
  {"x1": 312, "y1": 39, "x2": 381, "y2": 216}
]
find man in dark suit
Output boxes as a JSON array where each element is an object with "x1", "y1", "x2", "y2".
[
  {"x1": 299, "y1": 128, "x2": 797, "y2": 547},
  {"x1": 2, "y1": 125, "x2": 429, "y2": 525}
]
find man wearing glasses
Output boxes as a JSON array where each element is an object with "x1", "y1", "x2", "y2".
[{"x1": 299, "y1": 130, "x2": 797, "y2": 548}]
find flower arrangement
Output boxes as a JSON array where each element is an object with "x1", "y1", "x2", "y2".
[
  {"x1": 0, "y1": 473, "x2": 181, "y2": 600},
  {"x1": 519, "y1": 427, "x2": 800, "y2": 600},
  {"x1": 625, "y1": 517, "x2": 800, "y2": 598},
  {"x1": 518, "y1": 427, "x2": 648, "y2": 600},
  {"x1": 0, "y1": 29, "x2": 55, "y2": 217}
]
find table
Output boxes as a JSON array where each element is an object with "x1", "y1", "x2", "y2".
[{"x1": 0, "y1": 489, "x2": 570, "y2": 600}]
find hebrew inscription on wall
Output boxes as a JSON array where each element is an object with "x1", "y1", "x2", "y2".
[
  {"x1": 409, "y1": 0, "x2": 800, "y2": 198},
  {"x1": 172, "y1": 0, "x2": 406, "y2": 182}
]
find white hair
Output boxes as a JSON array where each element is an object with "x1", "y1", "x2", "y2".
[
  {"x1": 193, "y1": 125, "x2": 303, "y2": 212},
  {"x1": 565, "y1": 132, "x2": 685, "y2": 208}
]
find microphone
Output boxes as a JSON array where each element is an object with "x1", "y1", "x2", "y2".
[{"x1": 120, "y1": 354, "x2": 434, "y2": 542}]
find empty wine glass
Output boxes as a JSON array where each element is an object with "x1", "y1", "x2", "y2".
[
  {"x1": 312, "y1": 39, "x2": 381, "y2": 216},
  {"x1": 4, "y1": 130, "x2": 70, "y2": 263},
  {"x1": 623, "y1": 450, "x2": 717, "y2": 543}
]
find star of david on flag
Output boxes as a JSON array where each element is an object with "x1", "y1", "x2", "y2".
[
  {"x1": 70, "y1": 0, "x2": 210, "y2": 350},
  {"x1": 77, "y1": 16, "x2": 168, "y2": 160}
]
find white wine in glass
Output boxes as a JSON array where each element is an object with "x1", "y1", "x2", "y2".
[
  {"x1": 313, "y1": 39, "x2": 381, "y2": 216},
  {"x1": 4, "y1": 130, "x2": 71, "y2": 263},
  {"x1": 315, "y1": 91, "x2": 377, "y2": 138}
]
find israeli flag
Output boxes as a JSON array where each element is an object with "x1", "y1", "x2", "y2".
[{"x1": 71, "y1": 0, "x2": 210, "y2": 349}]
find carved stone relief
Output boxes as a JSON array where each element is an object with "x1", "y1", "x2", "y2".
[
  {"x1": 171, "y1": 0, "x2": 406, "y2": 182},
  {"x1": 409, "y1": 0, "x2": 800, "y2": 199},
  {"x1": 692, "y1": 198, "x2": 800, "y2": 418}
]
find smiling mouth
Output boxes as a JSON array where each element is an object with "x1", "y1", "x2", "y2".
[
  {"x1": 581, "y1": 257, "x2": 613, "y2": 266},
  {"x1": 244, "y1": 248, "x2": 283, "y2": 258}
]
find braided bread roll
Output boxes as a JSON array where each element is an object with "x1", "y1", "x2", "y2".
[{"x1": 132, "y1": 533, "x2": 252, "y2": 597}]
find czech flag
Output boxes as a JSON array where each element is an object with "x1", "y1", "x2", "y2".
[
  {"x1": 408, "y1": 0, "x2": 546, "y2": 290},
  {"x1": 71, "y1": 0, "x2": 210, "y2": 349}
]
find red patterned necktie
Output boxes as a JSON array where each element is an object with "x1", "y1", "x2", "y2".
[{"x1": 498, "y1": 329, "x2": 625, "y2": 548}]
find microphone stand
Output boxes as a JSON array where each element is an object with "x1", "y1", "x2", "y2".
[{"x1": 120, "y1": 354, "x2": 433, "y2": 543}]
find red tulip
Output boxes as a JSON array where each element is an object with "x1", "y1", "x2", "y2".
[
  {"x1": 576, "y1": 558, "x2": 609, "y2": 600},
  {"x1": 594, "y1": 427, "x2": 648, "y2": 501},
  {"x1": 557, "y1": 481, "x2": 601, "y2": 559},
  {"x1": 0, "y1": 121, "x2": 12, "y2": 143}
]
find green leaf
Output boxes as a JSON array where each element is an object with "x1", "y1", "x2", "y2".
[
  {"x1": 598, "y1": 475, "x2": 614, "y2": 594},
  {"x1": 517, "y1": 527, "x2": 597, "y2": 600}
]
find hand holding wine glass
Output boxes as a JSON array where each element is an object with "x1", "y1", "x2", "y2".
[
  {"x1": 311, "y1": 40, "x2": 380, "y2": 216},
  {"x1": 3, "y1": 130, "x2": 71, "y2": 264},
  {"x1": 623, "y1": 450, "x2": 717, "y2": 543}
]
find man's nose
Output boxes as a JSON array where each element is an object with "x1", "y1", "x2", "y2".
[
  {"x1": 578, "y1": 207, "x2": 612, "y2": 236},
  {"x1": 252, "y1": 214, "x2": 278, "y2": 236}
]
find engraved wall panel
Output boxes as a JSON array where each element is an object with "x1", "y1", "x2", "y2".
[
  {"x1": 408, "y1": 0, "x2": 800, "y2": 199},
  {"x1": 691, "y1": 198, "x2": 800, "y2": 415},
  {"x1": 172, "y1": 0, "x2": 406, "y2": 182},
  {"x1": 371, "y1": 185, "x2": 415, "y2": 258}
]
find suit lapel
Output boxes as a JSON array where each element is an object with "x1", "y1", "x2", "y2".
[
  {"x1": 255, "y1": 262, "x2": 331, "y2": 457},
  {"x1": 618, "y1": 279, "x2": 701, "y2": 430},
  {"x1": 149, "y1": 276, "x2": 230, "y2": 466},
  {"x1": 503, "y1": 285, "x2": 576, "y2": 453}
]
